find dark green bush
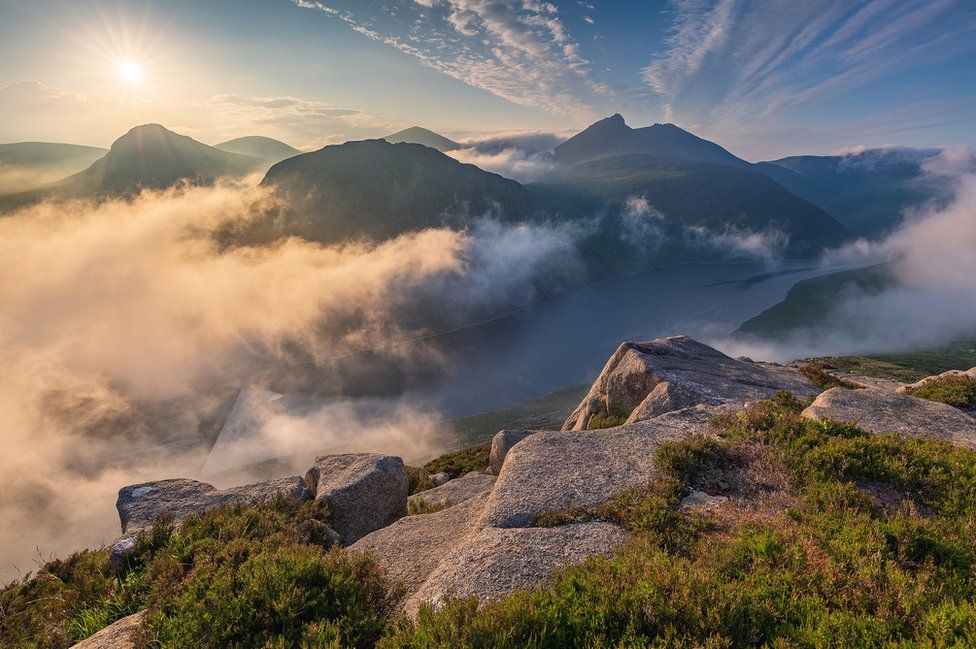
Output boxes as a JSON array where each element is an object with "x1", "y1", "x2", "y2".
[
  {"x1": 422, "y1": 444, "x2": 490, "y2": 479},
  {"x1": 904, "y1": 374, "x2": 976, "y2": 409}
]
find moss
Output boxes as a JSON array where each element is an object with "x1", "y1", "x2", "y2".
[
  {"x1": 904, "y1": 374, "x2": 976, "y2": 409},
  {"x1": 422, "y1": 444, "x2": 490, "y2": 479}
]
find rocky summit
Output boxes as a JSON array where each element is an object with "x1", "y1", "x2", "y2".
[{"x1": 59, "y1": 335, "x2": 976, "y2": 646}]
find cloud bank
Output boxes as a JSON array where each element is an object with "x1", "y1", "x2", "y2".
[{"x1": 0, "y1": 182, "x2": 583, "y2": 581}]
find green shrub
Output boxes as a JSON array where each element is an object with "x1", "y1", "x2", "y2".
[
  {"x1": 423, "y1": 444, "x2": 489, "y2": 479},
  {"x1": 1, "y1": 497, "x2": 398, "y2": 649},
  {"x1": 405, "y1": 466, "x2": 435, "y2": 495},
  {"x1": 407, "y1": 498, "x2": 449, "y2": 516},
  {"x1": 798, "y1": 361, "x2": 862, "y2": 391},
  {"x1": 586, "y1": 405, "x2": 631, "y2": 430},
  {"x1": 904, "y1": 374, "x2": 976, "y2": 409}
]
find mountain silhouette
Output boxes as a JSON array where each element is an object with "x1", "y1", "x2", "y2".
[
  {"x1": 215, "y1": 136, "x2": 301, "y2": 163},
  {"x1": 383, "y1": 126, "x2": 460, "y2": 152},
  {"x1": 256, "y1": 139, "x2": 532, "y2": 243}
]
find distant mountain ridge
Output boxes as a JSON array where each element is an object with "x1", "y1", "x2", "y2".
[
  {"x1": 755, "y1": 149, "x2": 949, "y2": 236},
  {"x1": 0, "y1": 142, "x2": 108, "y2": 193},
  {"x1": 0, "y1": 124, "x2": 266, "y2": 209},
  {"x1": 551, "y1": 114, "x2": 748, "y2": 168},
  {"x1": 383, "y1": 126, "x2": 460, "y2": 152},
  {"x1": 215, "y1": 136, "x2": 301, "y2": 163}
]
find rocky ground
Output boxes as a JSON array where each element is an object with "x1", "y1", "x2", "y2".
[{"x1": 36, "y1": 335, "x2": 976, "y2": 647}]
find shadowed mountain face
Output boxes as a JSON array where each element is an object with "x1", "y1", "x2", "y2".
[
  {"x1": 532, "y1": 154, "x2": 853, "y2": 259},
  {"x1": 257, "y1": 139, "x2": 533, "y2": 243},
  {"x1": 215, "y1": 136, "x2": 301, "y2": 164},
  {"x1": 384, "y1": 126, "x2": 460, "y2": 152},
  {"x1": 551, "y1": 114, "x2": 749, "y2": 167},
  {"x1": 755, "y1": 149, "x2": 951, "y2": 236}
]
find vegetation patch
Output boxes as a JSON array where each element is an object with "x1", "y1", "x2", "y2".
[
  {"x1": 422, "y1": 444, "x2": 490, "y2": 479},
  {"x1": 407, "y1": 498, "x2": 449, "y2": 516},
  {"x1": 797, "y1": 360, "x2": 862, "y2": 391},
  {"x1": 586, "y1": 405, "x2": 631, "y2": 430},
  {"x1": 0, "y1": 498, "x2": 399, "y2": 649},
  {"x1": 389, "y1": 391, "x2": 976, "y2": 647},
  {"x1": 904, "y1": 374, "x2": 976, "y2": 409},
  {"x1": 405, "y1": 466, "x2": 436, "y2": 495}
]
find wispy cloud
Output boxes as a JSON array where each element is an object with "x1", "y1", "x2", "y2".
[
  {"x1": 294, "y1": 0, "x2": 613, "y2": 119},
  {"x1": 644, "y1": 0, "x2": 976, "y2": 133}
]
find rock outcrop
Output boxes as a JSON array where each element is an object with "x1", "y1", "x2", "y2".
[
  {"x1": 408, "y1": 472, "x2": 496, "y2": 509},
  {"x1": 117, "y1": 476, "x2": 310, "y2": 535},
  {"x1": 563, "y1": 335, "x2": 816, "y2": 430},
  {"x1": 489, "y1": 429, "x2": 540, "y2": 475},
  {"x1": 802, "y1": 387, "x2": 976, "y2": 448},
  {"x1": 70, "y1": 611, "x2": 146, "y2": 649},
  {"x1": 306, "y1": 453, "x2": 409, "y2": 544},
  {"x1": 403, "y1": 522, "x2": 628, "y2": 617},
  {"x1": 481, "y1": 425, "x2": 679, "y2": 528},
  {"x1": 350, "y1": 493, "x2": 489, "y2": 596}
]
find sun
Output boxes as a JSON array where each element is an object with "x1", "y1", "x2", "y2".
[{"x1": 117, "y1": 60, "x2": 145, "y2": 85}]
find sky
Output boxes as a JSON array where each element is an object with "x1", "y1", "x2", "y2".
[{"x1": 0, "y1": 0, "x2": 974, "y2": 160}]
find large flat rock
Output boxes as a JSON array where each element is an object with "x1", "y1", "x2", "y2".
[
  {"x1": 70, "y1": 611, "x2": 146, "y2": 649},
  {"x1": 306, "y1": 453, "x2": 408, "y2": 544},
  {"x1": 403, "y1": 522, "x2": 628, "y2": 617},
  {"x1": 349, "y1": 493, "x2": 488, "y2": 596},
  {"x1": 116, "y1": 476, "x2": 310, "y2": 534},
  {"x1": 481, "y1": 425, "x2": 682, "y2": 528},
  {"x1": 563, "y1": 336, "x2": 816, "y2": 430},
  {"x1": 409, "y1": 472, "x2": 496, "y2": 509},
  {"x1": 802, "y1": 387, "x2": 976, "y2": 448}
]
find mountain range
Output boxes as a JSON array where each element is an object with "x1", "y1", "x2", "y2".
[{"x1": 0, "y1": 115, "x2": 945, "y2": 267}]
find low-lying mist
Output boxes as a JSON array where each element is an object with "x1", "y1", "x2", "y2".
[
  {"x1": 720, "y1": 148, "x2": 976, "y2": 361},
  {"x1": 0, "y1": 182, "x2": 585, "y2": 581}
]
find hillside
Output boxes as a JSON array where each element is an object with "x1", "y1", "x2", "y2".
[
  {"x1": 383, "y1": 126, "x2": 459, "y2": 152},
  {"x1": 532, "y1": 154, "x2": 853, "y2": 258},
  {"x1": 0, "y1": 141, "x2": 108, "y2": 192},
  {"x1": 735, "y1": 263, "x2": 895, "y2": 339},
  {"x1": 6, "y1": 335, "x2": 976, "y2": 647},
  {"x1": 256, "y1": 139, "x2": 533, "y2": 244},
  {"x1": 756, "y1": 149, "x2": 949, "y2": 236},
  {"x1": 215, "y1": 136, "x2": 301, "y2": 163}
]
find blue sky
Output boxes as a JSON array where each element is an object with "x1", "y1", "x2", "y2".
[{"x1": 0, "y1": 0, "x2": 973, "y2": 159}]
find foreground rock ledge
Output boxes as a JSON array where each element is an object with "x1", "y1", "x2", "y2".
[
  {"x1": 403, "y1": 522, "x2": 628, "y2": 617},
  {"x1": 481, "y1": 424, "x2": 685, "y2": 529},
  {"x1": 802, "y1": 387, "x2": 976, "y2": 448}
]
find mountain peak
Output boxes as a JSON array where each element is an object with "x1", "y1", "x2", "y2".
[{"x1": 383, "y1": 126, "x2": 459, "y2": 152}]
